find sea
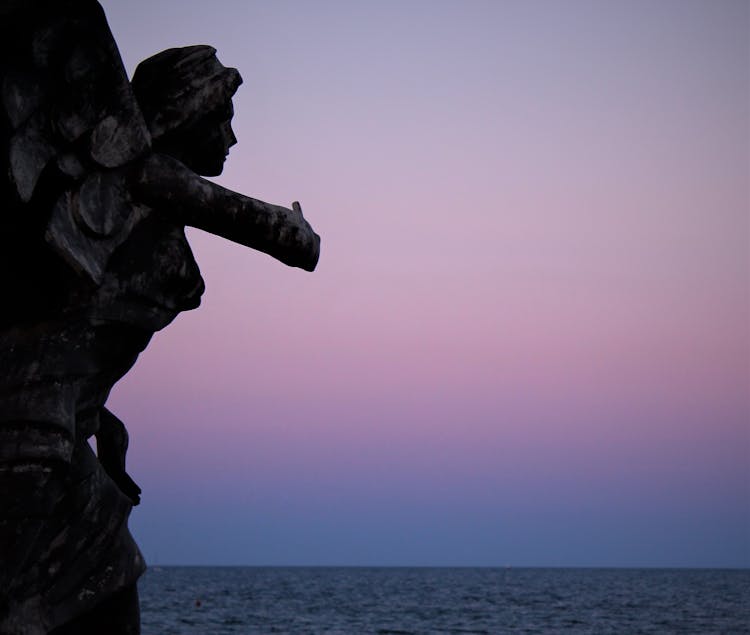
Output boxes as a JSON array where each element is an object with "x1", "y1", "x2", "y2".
[{"x1": 138, "y1": 566, "x2": 750, "y2": 634}]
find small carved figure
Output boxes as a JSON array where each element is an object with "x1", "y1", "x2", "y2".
[{"x1": 0, "y1": 2, "x2": 319, "y2": 633}]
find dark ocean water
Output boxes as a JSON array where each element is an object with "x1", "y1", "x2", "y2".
[{"x1": 138, "y1": 566, "x2": 750, "y2": 634}]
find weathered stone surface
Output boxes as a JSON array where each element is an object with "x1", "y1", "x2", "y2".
[{"x1": 0, "y1": 1, "x2": 320, "y2": 633}]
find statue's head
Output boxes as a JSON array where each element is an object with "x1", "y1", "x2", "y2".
[{"x1": 132, "y1": 45, "x2": 242, "y2": 176}]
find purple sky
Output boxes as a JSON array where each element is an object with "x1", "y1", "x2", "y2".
[{"x1": 100, "y1": 0, "x2": 749, "y2": 567}]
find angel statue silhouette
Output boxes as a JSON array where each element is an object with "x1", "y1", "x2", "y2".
[{"x1": 0, "y1": 1, "x2": 320, "y2": 633}]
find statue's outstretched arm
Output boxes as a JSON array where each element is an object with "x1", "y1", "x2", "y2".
[{"x1": 134, "y1": 154, "x2": 320, "y2": 272}]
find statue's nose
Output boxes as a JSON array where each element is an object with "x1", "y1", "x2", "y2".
[{"x1": 223, "y1": 123, "x2": 237, "y2": 150}]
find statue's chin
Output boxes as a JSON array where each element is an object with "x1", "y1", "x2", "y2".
[{"x1": 183, "y1": 153, "x2": 226, "y2": 177}]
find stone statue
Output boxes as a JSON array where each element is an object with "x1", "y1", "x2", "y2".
[{"x1": 0, "y1": 1, "x2": 320, "y2": 633}]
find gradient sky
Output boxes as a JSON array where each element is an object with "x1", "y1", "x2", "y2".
[{"x1": 99, "y1": 0, "x2": 749, "y2": 567}]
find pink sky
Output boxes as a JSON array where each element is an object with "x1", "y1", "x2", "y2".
[{"x1": 100, "y1": 0, "x2": 748, "y2": 566}]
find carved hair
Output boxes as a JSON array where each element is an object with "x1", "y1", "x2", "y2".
[{"x1": 131, "y1": 45, "x2": 242, "y2": 140}]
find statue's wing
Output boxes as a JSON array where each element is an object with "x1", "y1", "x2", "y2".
[{"x1": 1, "y1": 0, "x2": 152, "y2": 284}]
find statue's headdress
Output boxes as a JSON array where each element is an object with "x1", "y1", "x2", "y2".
[{"x1": 131, "y1": 45, "x2": 242, "y2": 139}]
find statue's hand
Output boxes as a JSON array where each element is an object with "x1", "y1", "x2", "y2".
[
  {"x1": 96, "y1": 409, "x2": 142, "y2": 505},
  {"x1": 115, "y1": 471, "x2": 142, "y2": 506}
]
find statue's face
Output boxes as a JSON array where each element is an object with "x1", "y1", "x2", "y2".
[{"x1": 166, "y1": 100, "x2": 237, "y2": 176}]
